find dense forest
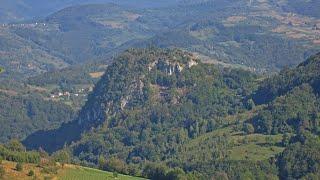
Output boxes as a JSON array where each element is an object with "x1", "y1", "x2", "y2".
[
  {"x1": 0, "y1": 80, "x2": 75, "y2": 143},
  {"x1": 23, "y1": 48, "x2": 320, "y2": 179}
]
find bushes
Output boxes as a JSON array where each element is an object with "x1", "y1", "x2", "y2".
[
  {"x1": 142, "y1": 163, "x2": 168, "y2": 180},
  {"x1": 41, "y1": 166, "x2": 59, "y2": 174},
  {"x1": 277, "y1": 134, "x2": 320, "y2": 179},
  {"x1": 0, "y1": 166, "x2": 5, "y2": 178},
  {"x1": 5, "y1": 140, "x2": 26, "y2": 152},
  {"x1": 16, "y1": 162, "x2": 23, "y2": 171},
  {"x1": 142, "y1": 163, "x2": 188, "y2": 180},
  {"x1": 0, "y1": 144, "x2": 40, "y2": 164},
  {"x1": 243, "y1": 123, "x2": 254, "y2": 134},
  {"x1": 251, "y1": 84, "x2": 319, "y2": 135},
  {"x1": 28, "y1": 170, "x2": 35, "y2": 176},
  {"x1": 52, "y1": 149, "x2": 71, "y2": 165},
  {"x1": 99, "y1": 157, "x2": 128, "y2": 175}
]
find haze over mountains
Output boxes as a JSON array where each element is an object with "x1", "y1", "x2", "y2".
[
  {"x1": 1, "y1": 0, "x2": 320, "y2": 80},
  {"x1": 0, "y1": 0, "x2": 180, "y2": 23},
  {"x1": 0, "y1": 0, "x2": 319, "y2": 179}
]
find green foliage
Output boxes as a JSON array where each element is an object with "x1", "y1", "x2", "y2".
[
  {"x1": 0, "y1": 67, "x2": 4, "y2": 74},
  {"x1": 142, "y1": 163, "x2": 184, "y2": 180},
  {"x1": 113, "y1": 171, "x2": 118, "y2": 178},
  {"x1": 16, "y1": 162, "x2": 23, "y2": 171},
  {"x1": 243, "y1": 123, "x2": 255, "y2": 134},
  {"x1": 246, "y1": 99, "x2": 255, "y2": 110},
  {"x1": 165, "y1": 168, "x2": 186, "y2": 180},
  {"x1": 22, "y1": 50, "x2": 320, "y2": 179},
  {"x1": 211, "y1": 172, "x2": 229, "y2": 180},
  {"x1": 100, "y1": 157, "x2": 128, "y2": 175},
  {"x1": 281, "y1": 133, "x2": 291, "y2": 147},
  {"x1": 28, "y1": 170, "x2": 35, "y2": 176},
  {"x1": 6, "y1": 139, "x2": 26, "y2": 152},
  {"x1": 0, "y1": 92, "x2": 75, "y2": 143},
  {"x1": 278, "y1": 133, "x2": 320, "y2": 179},
  {"x1": 0, "y1": 143, "x2": 40, "y2": 164},
  {"x1": 143, "y1": 164, "x2": 166, "y2": 179},
  {"x1": 61, "y1": 49, "x2": 257, "y2": 168},
  {"x1": 0, "y1": 165, "x2": 5, "y2": 178},
  {"x1": 251, "y1": 84, "x2": 320, "y2": 135},
  {"x1": 27, "y1": 62, "x2": 103, "y2": 86},
  {"x1": 52, "y1": 149, "x2": 71, "y2": 164},
  {"x1": 253, "y1": 53, "x2": 320, "y2": 105},
  {"x1": 41, "y1": 166, "x2": 59, "y2": 174}
]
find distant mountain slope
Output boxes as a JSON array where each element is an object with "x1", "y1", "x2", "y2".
[
  {"x1": 0, "y1": 0, "x2": 180, "y2": 23},
  {"x1": 0, "y1": 27, "x2": 69, "y2": 79},
  {"x1": 248, "y1": 53, "x2": 320, "y2": 136},
  {"x1": 253, "y1": 52, "x2": 320, "y2": 104},
  {"x1": 284, "y1": 0, "x2": 320, "y2": 18},
  {"x1": 1, "y1": 0, "x2": 319, "y2": 79},
  {"x1": 11, "y1": 4, "x2": 153, "y2": 65},
  {"x1": 0, "y1": 4, "x2": 155, "y2": 78}
]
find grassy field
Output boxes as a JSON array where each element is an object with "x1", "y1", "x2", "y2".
[
  {"x1": 175, "y1": 106, "x2": 285, "y2": 163},
  {"x1": 0, "y1": 161, "x2": 145, "y2": 180},
  {"x1": 228, "y1": 128, "x2": 284, "y2": 161},
  {"x1": 58, "y1": 165, "x2": 145, "y2": 180}
]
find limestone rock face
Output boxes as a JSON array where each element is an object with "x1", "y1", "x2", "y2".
[{"x1": 77, "y1": 48, "x2": 199, "y2": 127}]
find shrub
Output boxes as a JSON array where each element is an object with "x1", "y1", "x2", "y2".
[
  {"x1": 142, "y1": 163, "x2": 168, "y2": 179},
  {"x1": 52, "y1": 149, "x2": 71, "y2": 164},
  {"x1": 166, "y1": 168, "x2": 185, "y2": 180},
  {"x1": 113, "y1": 171, "x2": 118, "y2": 178},
  {"x1": 41, "y1": 166, "x2": 58, "y2": 174},
  {"x1": 16, "y1": 162, "x2": 23, "y2": 171},
  {"x1": 243, "y1": 123, "x2": 255, "y2": 134},
  {"x1": 0, "y1": 166, "x2": 5, "y2": 178},
  {"x1": 28, "y1": 170, "x2": 35, "y2": 176},
  {"x1": 101, "y1": 157, "x2": 128, "y2": 174}
]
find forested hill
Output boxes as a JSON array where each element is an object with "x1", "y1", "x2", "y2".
[
  {"x1": 23, "y1": 48, "x2": 320, "y2": 179},
  {"x1": 253, "y1": 52, "x2": 320, "y2": 105},
  {"x1": 0, "y1": 80, "x2": 75, "y2": 143},
  {"x1": 248, "y1": 52, "x2": 320, "y2": 136},
  {"x1": 24, "y1": 48, "x2": 256, "y2": 167}
]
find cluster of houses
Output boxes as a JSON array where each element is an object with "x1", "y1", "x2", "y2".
[
  {"x1": 50, "y1": 91, "x2": 73, "y2": 98},
  {"x1": 1, "y1": 22, "x2": 46, "y2": 28},
  {"x1": 50, "y1": 87, "x2": 93, "y2": 99}
]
